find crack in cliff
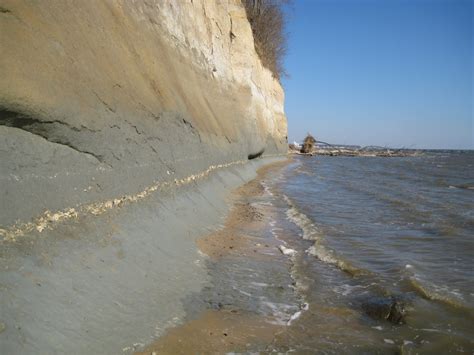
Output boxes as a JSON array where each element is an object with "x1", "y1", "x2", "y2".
[
  {"x1": 92, "y1": 91, "x2": 116, "y2": 113},
  {"x1": 125, "y1": 120, "x2": 143, "y2": 135},
  {"x1": 0, "y1": 109, "x2": 106, "y2": 164},
  {"x1": 229, "y1": 16, "x2": 236, "y2": 42}
]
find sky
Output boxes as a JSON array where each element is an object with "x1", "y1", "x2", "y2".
[{"x1": 282, "y1": 0, "x2": 473, "y2": 149}]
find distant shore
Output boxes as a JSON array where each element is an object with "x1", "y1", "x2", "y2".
[{"x1": 289, "y1": 147, "x2": 421, "y2": 157}]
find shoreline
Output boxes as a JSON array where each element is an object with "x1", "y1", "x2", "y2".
[
  {"x1": 137, "y1": 159, "x2": 299, "y2": 354},
  {"x1": 0, "y1": 156, "x2": 288, "y2": 354}
]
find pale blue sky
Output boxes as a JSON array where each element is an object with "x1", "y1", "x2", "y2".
[{"x1": 282, "y1": 0, "x2": 473, "y2": 149}]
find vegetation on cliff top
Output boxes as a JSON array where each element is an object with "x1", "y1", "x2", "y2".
[{"x1": 242, "y1": 0, "x2": 289, "y2": 80}]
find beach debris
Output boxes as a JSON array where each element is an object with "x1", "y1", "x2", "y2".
[
  {"x1": 300, "y1": 133, "x2": 316, "y2": 154},
  {"x1": 278, "y1": 245, "x2": 296, "y2": 256},
  {"x1": 361, "y1": 296, "x2": 406, "y2": 324}
]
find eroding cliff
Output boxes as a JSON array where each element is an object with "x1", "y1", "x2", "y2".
[{"x1": 0, "y1": 0, "x2": 287, "y2": 227}]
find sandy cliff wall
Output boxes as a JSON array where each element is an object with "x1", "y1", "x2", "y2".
[{"x1": 0, "y1": 0, "x2": 287, "y2": 228}]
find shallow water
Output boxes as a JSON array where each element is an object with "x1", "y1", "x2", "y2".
[
  {"x1": 268, "y1": 152, "x2": 474, "y2": 352},
  {"x1": 152, "y1": 153, "x2": 473, "y2": 353}
]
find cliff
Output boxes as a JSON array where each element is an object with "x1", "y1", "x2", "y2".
[
  {"x1": 0, "y1": 2, "x2": 288, "y2": 353},
  {"x1": 0, "y1": 0, "x2": 287, "y2": 228}
]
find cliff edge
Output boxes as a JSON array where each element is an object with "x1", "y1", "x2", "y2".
[{"x1": 0, "y1": 0, "x2": 287, "y2": 228}]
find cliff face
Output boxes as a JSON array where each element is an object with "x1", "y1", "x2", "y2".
[{"x1": 0, "y1": 0, "x2": 287, "y2": 227}]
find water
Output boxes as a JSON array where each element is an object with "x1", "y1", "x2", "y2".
[{"x1": 267, "y1": 152, "x2": 474, "y2": 352}]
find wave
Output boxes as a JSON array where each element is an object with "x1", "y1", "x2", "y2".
[
  {"x1": 283, "y1": 195, "x2": 369, "y2": 277},
  {"x1": 305, "y1": 245, "x2": 368, "y2": 277},
  {"x1": 404, "y1": 266, "x2": 473, "y2": 313},
  {"x1": 283, "y1": 195, "x2": 323, "y2": 241},
  {"x1": 448, "y1": 183, "x2": 474, "y2": 190}
]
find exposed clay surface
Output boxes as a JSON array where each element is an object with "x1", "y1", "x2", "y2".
[
  {"x1": 139, "y1": 161, "x2": 298, "y2": 354},
  {"x1": 1, "y1": 2, "x2": 288, "y2": 353},
  {"x1": 0, "y1": 0, "x2": 287, "y2": 227},
  {"x1": 0, "y1": 157, "x2": 286, "y2": 354}
]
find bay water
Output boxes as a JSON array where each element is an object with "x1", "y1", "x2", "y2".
[{"x1": 266, "y1": 151, "x2": 474, "y2": 352}]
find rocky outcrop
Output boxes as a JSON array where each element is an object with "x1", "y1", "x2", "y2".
[{"x1": 0, "y1": 0, "x2": 287, "y2": 228}]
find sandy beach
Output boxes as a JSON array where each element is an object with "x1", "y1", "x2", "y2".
[{"x1": 137, "y1": 160, "x2": 294, "y2": 354}]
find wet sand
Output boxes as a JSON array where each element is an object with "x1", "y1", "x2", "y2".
[
  {"x1": 197, "y1": 161, "x2": 289, "y2": 260},
  {"x1": 135, "y1": 309, "x2": 281, "y2": 354},
  {"x1": 138, "y1": 160, "x2": 292, "y2": 354},
  {"x1": 135, "y1": 158, "x2": 400, "y2": 354}
]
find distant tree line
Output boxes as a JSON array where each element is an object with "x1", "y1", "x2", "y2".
[{"x1": 242, "y1": 0, "x2": 290, "y2": 80}]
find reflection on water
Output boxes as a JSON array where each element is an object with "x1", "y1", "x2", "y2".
[{"x1": 271, "y1": 151, "x2": 474, "y2": 352}]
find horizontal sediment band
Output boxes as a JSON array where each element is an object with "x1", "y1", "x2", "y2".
[
  {"x1": 0, "y1": 157, "x2": 286, "y2": 354},
  {"x1": 1, "y1": 159, "x2": 251, "y2": 242}
]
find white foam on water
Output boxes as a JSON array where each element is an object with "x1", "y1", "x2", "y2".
[
  {"x1": 419, "y1": 328, "x2": 443, "y2": 333},
  {"x1": 306, "y1": 244, "x2": 337, "y2": 265},
  {"x1": 279, "y1": 245, "x2": 297, "y2": 256},
  {"x1": 251, "y1": 282, "x2": 269, "y2": 287},
  {"x1": 405, "y1": 268, "x2": 468, "y2": 309},
  {"x1": 283, "y1": 195, "x2": 322, "y2": 241},
  {"x1": 197, "y1": 249, "x2": 209, "y2": 258},
  {"x1": 270, "y1": 223, "x2": 286, "y2": 245},
  {"x1": 333, "y1": 284, "x2": 363, "y2": 296},
  {"x1": 238, "y1": 289, "x2": 252, "y2": 297},
  {"x1": 284, "y1": 195, "x2": 367, "y2": 277},
  {"x1": 261, "y1": 181, "x2": 274, "y2": 196},
  {"x1": 287, "y1": 302, "x2": 310, "y2": 324},
  {"x1": 261, "y1": 300, "x2": 298, "y2": 325}
]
